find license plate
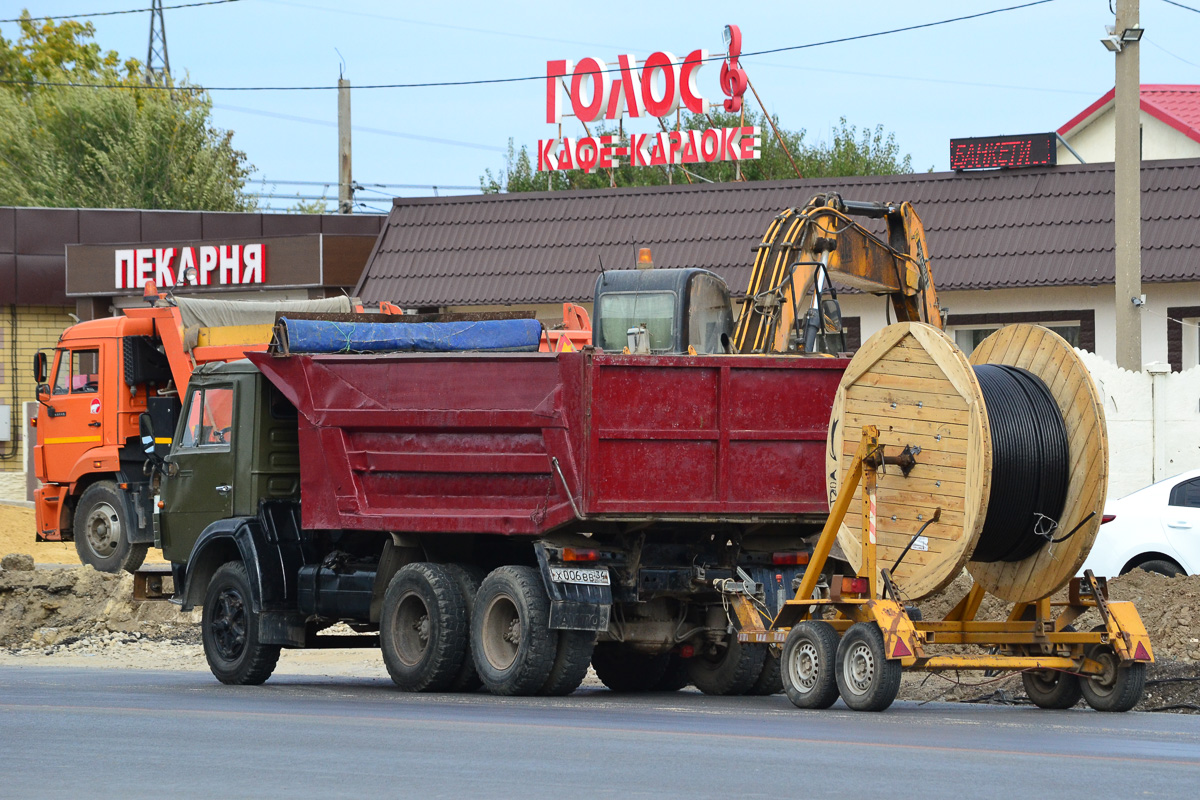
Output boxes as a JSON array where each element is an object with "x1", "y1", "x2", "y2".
[{"x1": 549, "y1": 566, "x2": 610, "y2": 586}]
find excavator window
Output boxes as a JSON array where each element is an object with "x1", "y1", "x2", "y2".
[
  {"x1": 179, "y1": 386, "x2": 234, "y2": 448},
  {"x1": 50, "y1": 349, "x2": 100, "y2": 395},
  {"x1": 596, "y1": 291, "x2": 676, "y2": 353}
]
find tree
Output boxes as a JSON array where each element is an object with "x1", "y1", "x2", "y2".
[
  {"x1": 0, "y1": 13, "x2": 254, "y2": 210},
  {"x1": 481, "y1": 111, "x2": 914, "y2": 194}
]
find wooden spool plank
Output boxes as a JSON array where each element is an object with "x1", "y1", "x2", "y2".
[
  {"x1": 966, "y1": 324, "x2": 1109, "y2": 602},
  {"x1": 845, "y1": 395, "x2": 968, "y2": 425},
  {"x1": 828, "y1": 322, "x2": 991, "y2": 600}
]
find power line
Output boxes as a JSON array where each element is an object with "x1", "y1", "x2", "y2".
[
  {"x1": 214, "y1": 103, "x2": 505, "y2": 152},
  {"x1": 1145, "y1": 37, "x2": 1200, "y2": 69},
  {"x1": 0, "y1": 0, "x2": 239, "y2": 24},
  {"x1": 258, "y1": 0, "x2": 649, "y2": 54},
  {"x1": 1160, "y1": 0, "x2": 1200, "y2": 14},
  {"x1": 0, "y1": 0, "x2": 1061, "y2": 92}
]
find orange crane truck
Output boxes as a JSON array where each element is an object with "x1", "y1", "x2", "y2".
[{"x1": 30, "y1": 288, "x2": 361, "y2": 572}]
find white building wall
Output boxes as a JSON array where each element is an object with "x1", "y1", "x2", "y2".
[
  {"x1": 840, "y1": 282, "x2": 1200, "y2": 369},
  {"x1": 1057, "y1": 107, "x2": 1200, "y2": 164}
]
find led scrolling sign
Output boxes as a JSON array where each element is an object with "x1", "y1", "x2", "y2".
[{"x1": 950, "y1": 133, "x2": 1057, "y2": 171}]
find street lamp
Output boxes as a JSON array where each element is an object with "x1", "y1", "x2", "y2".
[{"x1": 1101, "y1": 24, "x2": 1144, "y2": 52}]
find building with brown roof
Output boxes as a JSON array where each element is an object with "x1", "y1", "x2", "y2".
[
  {"x1": 0, "y1": 207, "x2": 384, "y2": 500},
  {"x1": 357, "y1": 156, "x2": 1200, "y2": 372}
]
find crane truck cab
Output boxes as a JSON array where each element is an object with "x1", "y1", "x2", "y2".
[
  {"x1": 32, "y1": 314, "x2": 179, "y2": 573},
  {"x1": 592, "y1": 266, "x2": 735, "y2": 355},
  {"x1": 31, "y1": 291, "x2": 358, "y2": 573}
]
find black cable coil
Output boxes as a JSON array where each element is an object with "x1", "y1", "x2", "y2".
[{"x1": 971, "y1": 364, "x2": 1070, "y2": 563}]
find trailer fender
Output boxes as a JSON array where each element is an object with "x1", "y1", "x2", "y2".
[
  {"x1": 864, "y1": 599, "x2": 922, "y2": 665},
  {"x1": 180, "y1": 517, "x2": 281, "y2": 613},
  {"x1": 534, "y1": 543, "x2": 612, "y2": 632}
]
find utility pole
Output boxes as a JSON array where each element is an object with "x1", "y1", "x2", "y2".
[
  {"x1": 1113, "y1": 0, "x2": 1142, "y2": 370},
  {"x1": 145, "y1": 0, "x2": 170, "y2": 85},
  {"x1": 338, "y1": 76, "x2": 353, "y2": 214}
]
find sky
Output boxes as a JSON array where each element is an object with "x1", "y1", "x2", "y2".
[{"x1": 3, "y1": 0, "x2": 1199, "y2": 213}]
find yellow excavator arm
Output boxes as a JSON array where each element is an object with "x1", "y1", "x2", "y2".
[{"x1": 733, "y1": 193, "x2": 943, "y2": 354}]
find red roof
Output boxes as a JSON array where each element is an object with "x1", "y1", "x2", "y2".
[{"x1": 1059, "y1": 85, "x2": 1200, "y2": 145}]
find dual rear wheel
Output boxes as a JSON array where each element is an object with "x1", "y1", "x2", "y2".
[{"x1": 380, "y1": 563, "x2": 595, "y2": 697}]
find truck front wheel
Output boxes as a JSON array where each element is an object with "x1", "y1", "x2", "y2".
[
  {"x1": 380, "y1": 563, "x2": 469, "y2": 692},
  {"x1": 201, "y1": 562, "x2": 281, "y2": 685},
  {"x1": 73, "y1": 481, "x2": 147, "y2": 574},
  {"x1": 471, "y1": 566, "x2": 556, "y2": 696}
]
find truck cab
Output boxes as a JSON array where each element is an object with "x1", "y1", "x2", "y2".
[
  {"x1": 33, "y1": 315, "x2": 176, "y2": 572},
  {"x1": 592, "y1": 267, "x2": 734, "y2": 355},
  {"x1": 157, "y1": 361, "x2": 300, "y2": 564}
]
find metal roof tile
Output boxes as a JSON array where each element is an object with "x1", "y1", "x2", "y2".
[{"x1": 356, "y1": 159, "x2": 1200, "y2": 306}]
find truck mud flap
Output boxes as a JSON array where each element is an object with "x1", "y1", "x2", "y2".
[
  {"x1": 259, "y1": 610, "x2": 307, "y2": 647},
  {"x1": 534, "y1": 547, "x2": 611, "y2": 632}
]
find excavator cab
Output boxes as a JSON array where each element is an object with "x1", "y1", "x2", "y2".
[{"x1": 593, "y1": 264, "x2": 734, "y2": 355}]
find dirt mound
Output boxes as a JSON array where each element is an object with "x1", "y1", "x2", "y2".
[
  {"x1": 0, "y1": 562, "x2": 199, "y2": 657},
  {"x1": 896, "y1": 569, "x2": 1200, "y2": 710},
  {"x1": 0, "y1": 502, "x2": 168, "y2": 566}
]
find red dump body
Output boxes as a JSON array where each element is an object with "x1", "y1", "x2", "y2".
[{"x1": 247, "y1": 350, "x2": 849, "y2": 536}]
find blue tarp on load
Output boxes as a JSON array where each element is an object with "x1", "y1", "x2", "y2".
[{"x1": 279, "y1": 317, "x2": 543, "y2": 353}]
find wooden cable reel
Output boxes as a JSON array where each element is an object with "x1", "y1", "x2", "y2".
[{"x1": 825, "y1": 323, "x2": 1108, "y2": 603}]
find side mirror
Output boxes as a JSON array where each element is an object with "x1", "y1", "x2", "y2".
[
  {"x1": 33, "y1": 352, "x2": 47, "y2": 384},
  {"x1": 36, "y1": 383, "x2": 49, "y2": 400},
  {"x1": 138, "y1": 413, "x2": 157, "y2": 456}
]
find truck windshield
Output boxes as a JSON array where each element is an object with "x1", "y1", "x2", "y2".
[{"x1": 597, "y1": 291, "x2": 676, "y2": 352}]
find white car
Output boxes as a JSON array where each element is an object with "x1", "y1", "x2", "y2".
[{"x1": 1080, "y1": 469, "x2": 1200, "y2": 578}]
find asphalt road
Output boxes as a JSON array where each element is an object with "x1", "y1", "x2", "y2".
[{"x1": 1, "y1": 667, "x2": 1198, "y2": 799}]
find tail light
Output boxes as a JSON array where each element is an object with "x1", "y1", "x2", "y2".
[
  {"x1": 678, "y1": 644, "x2": 695, "y2": 658},
  {"x1": 772, "y1": 552, "x2": 810, "y2": 565},
  {"x1": 562, "y1": 547, "x2": 599, "y2": 562},
  {"x1": 1101, "y1": 514, "x2": 1116, "y2": 524},
  {"x1": 841, "y1": 577, "x2": 869, "y2": 594}
]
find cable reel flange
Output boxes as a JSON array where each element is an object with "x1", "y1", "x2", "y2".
[
  {"x1": 966, "y1": 324, "x2": 1109, "y2": 602},
  {"x1": 826, "y1": 322, "x2": 991, "y2": 600},
  {"x1": 826, "y1": 322, "x2": 1108, "y2": 604}
]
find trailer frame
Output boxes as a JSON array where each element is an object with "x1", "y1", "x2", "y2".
[{"x1": 731, "y1": 425, "x2": 1155, "y2": 711}]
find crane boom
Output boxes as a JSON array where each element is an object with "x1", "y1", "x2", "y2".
[{"x1": 733, "y1": 193, "x2": 942, "y2": 354}]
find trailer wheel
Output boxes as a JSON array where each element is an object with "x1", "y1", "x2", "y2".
[
  {"x1": 539, "y1": 630, "x2": 597, "y2": 696},
  {"x1": 592, "y1": 644, "x2": 671, "y2": 692},
  {"x1": 746, "y1": 647, "x2": 784, "y2": 695},
  {"x1": 835, "y1": 622, "x2": 901, "y2": 712},
  {"x1": 381, "y1": 563, "x2": 469, "y2": 692},
  {"x1": 782, "y1": 621, "x2": 841, "y2": 709},
  {"x1": 201, "y1": 561, "x2": 281, "y2": 685},
  {"x1": 444, "y1": 564, "x2": 487, "y2": 692},
  {"x1": 471, "y1": 566, "x2": 556, "y2": 696},
  {"x1": 1021, "y1": 670, "x2": 1083, "y2": 709},
  {"x1": 73, "y1": 481, "x2": 147, "y2": 574},
  {"x1": 687, "y1": 634, "x2": 766, "y2": 696},
  {"x1": 1080, "y1": 643, "x2": 1146, "y2": 712}
]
